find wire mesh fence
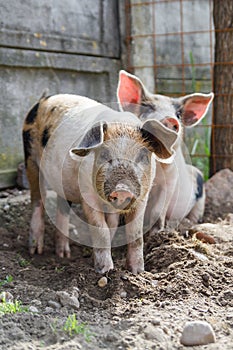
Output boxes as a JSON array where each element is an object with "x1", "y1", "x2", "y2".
[{"x1": 125, "y1": 0, "x2": 233, "y2": 179}]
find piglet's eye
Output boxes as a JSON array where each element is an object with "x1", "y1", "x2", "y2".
[
  {"x1": 99, "y1": 149, "x2": 111, "y2": 162},
  {"x1": 176, "y1": 111, "x2": 182, "y2": 119},
  {"x1": 136, "y1": 148, "x2": 150, "y2": 164}
]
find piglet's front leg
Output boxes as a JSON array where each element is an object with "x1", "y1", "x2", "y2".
[
  {"x1": 125, "y1": 206, "x2": 145, "y2": 274},
  {"x1": 82, "y1": 200, "x2": 113, "y2": 274}
]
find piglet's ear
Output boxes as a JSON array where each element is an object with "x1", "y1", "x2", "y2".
[
  {"x1": 117, "y1": 70, "x2": 150, "y2": 116},
  {"x1": 70, "y1": 121, "x2": 106, "y2": 158},
  {"x1": 141, "y1": 119, "x2": 178, "y2": 164},
  {"x1": 180, "y1": 92, "x2": 214, "y2": 127}
]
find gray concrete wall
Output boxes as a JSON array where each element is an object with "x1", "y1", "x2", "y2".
[{"x1": 0, "y1": 0, "x2": 124, "y2": 188}]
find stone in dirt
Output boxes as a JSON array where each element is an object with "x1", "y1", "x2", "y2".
[
  {"x1": 180, "y1": 320, "x2": 216, "y2": 346},
  {"x1": 0, "y1": 291, "x2": 13, "y2": 302},
  {"x1": 205, "y1": 168, "x2": 233, "y2": 220},
  {"x1": 143, "y1": 324, "x2": 167, "y2": 342},
  {"x1": 98, "y1": 276, "x2": 108, "y2": 288},
  {"x1": 56, "y1": 289, "x2": 80, "y2": 310}
]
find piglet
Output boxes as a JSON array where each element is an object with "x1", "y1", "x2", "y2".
[
  {"x1": 23, "y1": 94, "x2": 178, "y2": 273},
  {"x1": 117, "y1": 70, "x2": 214, "y2": 230}
]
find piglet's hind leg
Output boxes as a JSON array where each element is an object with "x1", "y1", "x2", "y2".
[
  {"x1": 55, "y1": 196, "x2": 72, "y2": 258},
  {"x1": 27, "y1": 161, "x2": 46, "y2": 255}
]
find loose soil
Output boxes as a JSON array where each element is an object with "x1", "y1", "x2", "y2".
[{"x1": 0, "y1": 188, "x2": 232, "y2": 350}]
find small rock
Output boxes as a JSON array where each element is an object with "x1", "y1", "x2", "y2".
[
  {"x1": 151, "y1": 318, "x2": 161, "y2": 326},
  {"x1": 57, "y1": 290, "x2": 80, "y2": 310},
  {"x1": 48, "y1": 300, "x2": 61, "y2": 309},
  {"x1": 190, "y1": 249, "x2": 209, "y2": 261},
  {"x1": 71, "y1": 286, "x2": 80, "y2": 298},
  {"x1": 196, "y1": 231, "x2": 216, "y2": 244},
  {"x1": 29, "y1": 305, "x2": 39, "y2": 313},
  {"x1": 205, "y1": 168, "x2": 233, "y2": 220},
  {"x1": 0, "y1": 191, "x2": 9, "y2": 198},
  {"x1": 31, "y1": 299, "x2": 42, "y2": 307},
  {"x1": 180, "y1": 320, "x2": 216, "y2": 346},
  {"x1": 44, "y1": 306, "x2": 54, "y2": 314},
  {"x1": 225, "y1": 213, "x2": 233, "y2": 224},
  {"x1": 151, "y1": 279, "x2": 159, "y2": 287},
  {"x1": 221, "y1": 290, "x2": 233, "y2": 306},
  {"x1": 143, "y1": 324, "x2": 167, "y2": 342},
  {"x1": 3, "y1": 204, "x2": 10, "y2": 212},
  {"x1": 0, "y1": 291, "x2": 14, "y2": 302},
  {"x1": 120, "y1": 291, "x2": 127, "y2": 298},
  {"x1": 165, "y1": 285, "x2": 173, "y2": 294},
  {"x1": 202, "y1": 273, "x2": 210, "y2": 287},
  {"x1": 98, "y1": 276, "x2": 108, "y2": 288},
  {"x1": 121, "y1": 275, "x2": 128, "y2": 281}
]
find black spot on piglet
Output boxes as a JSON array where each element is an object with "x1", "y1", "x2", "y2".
[
  {"x1": 195, "y1": 172, "x2": 203, "y2": 200},
  {"x1": 22, "y1": 129, "x2": 32, "y2": 168},
  {"x1": 41, "y1": 126, "x2": 50, "y2": 147},
  {"x1": 25, "y1": 102, "x2": 39, "y2": 124}
]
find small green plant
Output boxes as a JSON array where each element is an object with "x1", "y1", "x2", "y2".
[
  {"x1": 63, "y1": 314, "x2": 92, "y2": 342},
  {"x1": 0, "y1": 298, "x2": 28, "y2": 315},
  {"x1": 0, "y1": 275, "x2": 13, "y2": 287},
  {"x1": 50, "y1": 318, "x2": 59, "y2": 334},
  {"x1": 17, "y1": 255, "x2": 30, "y2": 268},
  {"x1": 54, "y1": 266, "x2": 65, "y2": 273},
  {"x1": 187, "y1": 51, "x2": 211, "y2": 180}
]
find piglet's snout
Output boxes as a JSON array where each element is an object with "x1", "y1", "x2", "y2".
[{"x1": 109, "y1": 184, "x2": 135, "y2": 210}]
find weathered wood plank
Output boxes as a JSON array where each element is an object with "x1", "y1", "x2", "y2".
[{"x1": 0, "y1": 0, "x2": 120, "y2": 58}]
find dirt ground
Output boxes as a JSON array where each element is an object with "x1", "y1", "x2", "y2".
[{"x1": 0, "y1": 188, "x2": 232, "y2": 350}]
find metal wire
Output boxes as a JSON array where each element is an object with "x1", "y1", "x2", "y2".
[{"x1": 125, "y1": 0, "x2": 233, "y2": 175}]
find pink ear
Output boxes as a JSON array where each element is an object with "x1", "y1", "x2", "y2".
[
  {"x1": 161, "y1": 117, "x2": 180, "y2": 133},
  {"x1": 117, "y1": 71, "x2": 142, "y2": 107},
  {"x1": 182, "y1": 93, "x2": 214, "y2": 127}
]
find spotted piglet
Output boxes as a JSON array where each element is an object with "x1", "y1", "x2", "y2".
[
  {"x1": 23, "y1": 94, "x2": 178, "y2": 273},
  {"x1": 117, "y1": 70, "x2": 214, "y2": 230}
]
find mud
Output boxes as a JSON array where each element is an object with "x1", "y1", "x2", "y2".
[{"x1": 0, "y1": 188, "x2": 232, "y2": 349}]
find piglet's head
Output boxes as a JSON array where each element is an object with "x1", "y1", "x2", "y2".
[
  {"x1": 117, "y1": 70, "x2": 214, "y2": 135},
  {"x1": 70, "y1": 117, "x2": 178, "y2": 213}
]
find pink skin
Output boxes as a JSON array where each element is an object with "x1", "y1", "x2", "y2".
[
  {"x1": 82, "y1": 196, "x2": 113, "y2": 274},
  {"x1": 105, "y1": 213, "x2": 120, "y2": 241},
  {"x1": 109, "y1": 186, "x2": 135, "y2": 210},
  {"x1": 55, "y1": 208, "x2": 71, "y2": 258},
  {"x1": 125, "y1": 201, "x2": 147, "y2": 274},
  {"x1": 29, "y1": 200, "x2": 45, "y2": 255}
]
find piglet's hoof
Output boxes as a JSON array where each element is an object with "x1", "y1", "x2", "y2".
[
  {"x1": 55, "y1": 237, "x2": 71, "y2": 258},
  {"x1": 29, "y1": 234, "x2": 44, "y2": 255},
  {"x1": 126, "y1": 261, "x2": 144, "y2": 274},
  {"x1": 94, "y1": 249, "x2": 114, "y2": 274},
  {"x1": 95, "y1": 261, "x2": 114, "y2": 274}
]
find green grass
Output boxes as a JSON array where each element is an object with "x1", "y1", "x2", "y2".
[
  {"x1": 54, "y1": 266, "x2": 65, "y2": 273},
  {"x1": 17, "y1": 255, "x2": 31, "y2": 268},
  {"x1": 185, "y1": 51, "x2": 211, "y2": 180},
  {"x1": 0, "y1": 276, "x2": 28, "y2": 316},
  {"x1": 0, "y1": 298, "x2": 28, "y2": 315},
  {"x1": 63, "y1": 314, "x2": 93, "y2": 342},
  {"x1": 0, "y1": 275, "x2": 13, "y2": 287},
  {"x1": 188, "y1": 120, "x2": 211, "y2": 181}
]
